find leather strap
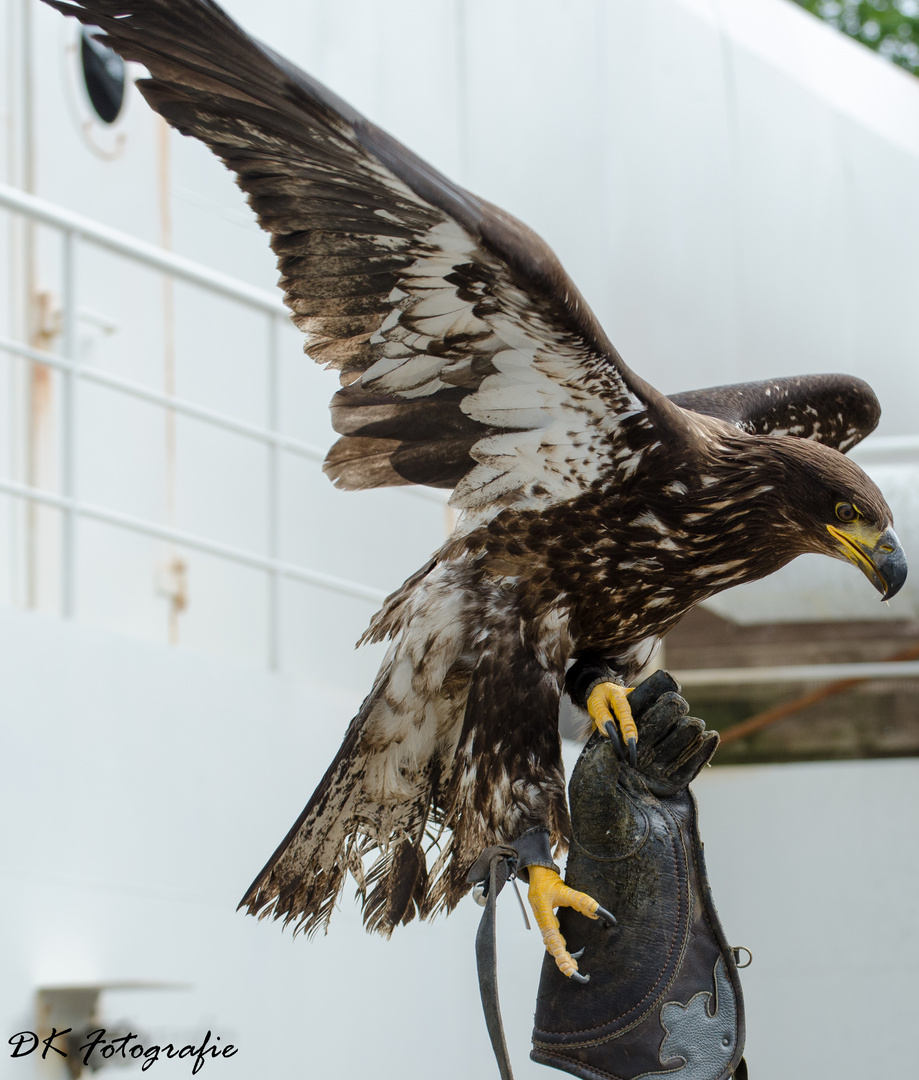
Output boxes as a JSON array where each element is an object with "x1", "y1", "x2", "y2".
[
  {"x1": 474, "y1": 849, "x2": 515, "y2": 1080},
  {"x1": 469, "y1": 828, "x2": 558, "y2": 1080}
]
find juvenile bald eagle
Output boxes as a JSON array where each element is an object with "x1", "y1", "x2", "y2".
[{"x1": 46, "y1": 0, "x2": 907, "y2": 978}]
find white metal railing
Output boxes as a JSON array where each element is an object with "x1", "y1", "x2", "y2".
[
  {"x1": 1, "y1": 184, "x2": 288, "y2": 314},
  {"x1": 0, "y1": 333, "x2": 332, "y2": 463},
  {"x1": 0, "y1": 186, "x2": 452, "y2": 501},
  {"x1": 673, "y1": 660, "x2": 919, "y2": 687},
  {"x1": 0, "y1": 182, "x2": 451, "y2": 666},
  {"x1": 851, "y1": 435, "x2": 919, "y2": 465},
  {"x1": 0, "y1": 477, "x2": 386, "y2": 603},
  {"x1": 1, "y1": 183, "x2": 915, "y2": 688}
]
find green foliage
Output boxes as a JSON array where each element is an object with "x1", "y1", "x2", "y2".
[{"x1": 793, "y1": 0, "x2": 919, "y2": 73}]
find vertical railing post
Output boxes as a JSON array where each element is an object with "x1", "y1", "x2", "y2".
[
  {"x1": 60, "y1": 227, "x2": 78, "y2": 618},
  {"x1": 267, "y1": 312, "x2": 281, "y2": 671}
]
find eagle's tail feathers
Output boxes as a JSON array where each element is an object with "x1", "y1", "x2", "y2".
[
  {"x1": 239, "y1": 716, "x2": 449, "y2": 938},
  {"x1": 360, "y1": 760, "x2": 441, "y2": 933},
  {"x1": 418, "y1": 833, "x2": 459, "y2": 920},
  {"x1": 238, "y1": 725, "x2": 367, "y2": 936},
  {"x1": 361, "y1": 840, "x2": 427, "y2": 934}
]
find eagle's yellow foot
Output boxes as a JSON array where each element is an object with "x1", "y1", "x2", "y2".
[
  {"x1": 528, "y1": 865, "x2": 615, "y2": 983},
  {"x1": 587, "y1": 681, "x2": 638, "y2": 766}
]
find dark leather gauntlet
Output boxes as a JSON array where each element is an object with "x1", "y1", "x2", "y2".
[{"x1": 532, "y1": 671, "x2": 748, "y2": 1080}]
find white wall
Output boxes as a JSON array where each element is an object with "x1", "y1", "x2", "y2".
[{"x1": 3, "y1": 0, "x2": 919, "y2": 1078}]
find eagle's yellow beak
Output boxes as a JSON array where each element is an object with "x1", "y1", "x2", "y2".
[{"x1": 826, "y1": 522, "x2": 908, "y2": 600}]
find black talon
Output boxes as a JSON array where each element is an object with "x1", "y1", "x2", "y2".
[
  {"x1": 604, "y1": 720, "x2": 626, "y2": 760},
  {"x1": 627, "y1": 736, "x2": 638, "y2": 768},
  {"x1": 595, "y1": 905, "x2": 617, "y2": 928},
  {"x1": 570, "y1": 970, "x2": 590, "y2": 984},
  {"x1": 570, "y1": 947, "x2": 585, "y2": 960}
]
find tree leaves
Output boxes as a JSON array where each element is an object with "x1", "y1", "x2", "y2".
[{"x1": 794, "y1": 0, "x2": 919, "y2": 73}]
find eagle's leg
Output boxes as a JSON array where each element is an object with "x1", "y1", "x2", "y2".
[
  {"x1": 587, "y1": 682, "x2": 638, "y2": 766},
  {"x1": 528, "y1": 866, "x2": 615, "y2": 982}
]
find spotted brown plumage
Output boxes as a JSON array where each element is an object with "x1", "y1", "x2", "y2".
[{"x1": 45, "y1": 0, "x2": 907, "y2": 943}]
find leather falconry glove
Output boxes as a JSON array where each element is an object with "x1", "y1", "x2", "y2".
[{"x1": 531, "y1": 670, "x2": 748, "y2": 1080}]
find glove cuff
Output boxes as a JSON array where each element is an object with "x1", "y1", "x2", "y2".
[
  {"x1": 510, "y1": 826, "x2": 559, "y2": 884},
  {"x1": 466, "y1": 827, "x2": 559, "y2": 892},
  {"x1": 566, "y1": 655, "x2": 622, "y2": 710}
]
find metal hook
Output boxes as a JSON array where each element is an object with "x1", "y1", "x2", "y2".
[{"x1": 732, "y1": 945, "x2": 753, "y2": 969}]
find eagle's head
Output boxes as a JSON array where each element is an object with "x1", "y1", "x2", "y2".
[{"x1": 730, "y1": 436, "x2": 908, "y2": 601}]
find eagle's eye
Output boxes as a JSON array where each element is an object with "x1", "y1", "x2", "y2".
[{"x1": 835, "y1": 502, "x2": 858, "y2": 523}]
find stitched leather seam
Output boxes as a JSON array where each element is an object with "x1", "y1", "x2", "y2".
[{"x1": 531, "y1": 1049, "x2": 628, "y2": 1080}]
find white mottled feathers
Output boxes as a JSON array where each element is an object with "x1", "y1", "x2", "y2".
[{"x1": 345, "y1": 217, "x2": 643, "y2": 512}]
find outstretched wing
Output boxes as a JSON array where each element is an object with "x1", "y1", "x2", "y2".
[
  {"x1": 669, "y1": 374, "x2": 880, "y2": 454},
  {"x1": 47, "y1": 0, "x2": 688, "y2": 514}
]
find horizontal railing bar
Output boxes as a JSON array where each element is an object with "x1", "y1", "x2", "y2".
[
  {"x1": 851, "y1": 435, "x2": 919, "y2": 463},
  {"x1": 0, "y1": 334, "x2": 325, "y2": 460},
  {"x1": 673, "y1": 661, "x2": 919, "y2": 686},
  {"x1": 0, "y1": 478, "x2": 388, "y2": 605},
  {"x1": 0, "y1": 183, "x2": 287, "y2": 315},
  {"x1": 0, "y1": 335, "x2": 449, "y2": 505}
]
